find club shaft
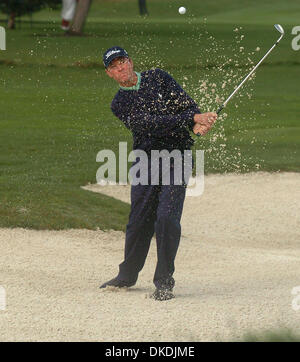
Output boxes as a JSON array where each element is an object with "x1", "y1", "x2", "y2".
[
  {"x1": 196, "y1": 30, "x2": 283, "y2": 137},
  {"x1": 222, "y1": 35, "x2": 283, "y2": 109}
]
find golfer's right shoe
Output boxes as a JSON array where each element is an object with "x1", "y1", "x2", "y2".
[{"x1": 99, "y1": 277, "x2": 136, "y2": 289}]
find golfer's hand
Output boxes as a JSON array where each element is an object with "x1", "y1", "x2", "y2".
[
  {"x1": 193, "y1": 124, "x2": 209, "y2": 136},
  {"x1": 193, "y1": 112, "x2": 217, "y2": 135},
  {"x1": 194, "y1": 112, "x2": 217, "y2": 126}
]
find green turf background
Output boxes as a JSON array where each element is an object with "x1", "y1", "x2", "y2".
[{"x1": 0, "y1": 0, "x2": 299, "y2": 230}]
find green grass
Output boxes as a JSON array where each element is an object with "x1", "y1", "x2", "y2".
[
  {"x1": 241, "y1": 328, "x2": 300, "y2": 342},
  {"x1": 0, "y1": 0, "x2": 300, "y2": 230}
]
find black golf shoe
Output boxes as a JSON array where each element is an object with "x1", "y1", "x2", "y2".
[
  {"x1": 151, "y1": 288, "x2": 175, "y2": 301},
  {"x1": 99, "y1": 277, "x2": 136, "y2": 289}
]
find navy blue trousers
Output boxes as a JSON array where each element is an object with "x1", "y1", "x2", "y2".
[{"x1": 117, "y1": 156, "x2": 190, "y2": 289}]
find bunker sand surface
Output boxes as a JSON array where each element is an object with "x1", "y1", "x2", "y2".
[{"x1": 0, "y1": 172, "x2": 300, "y2": 341}]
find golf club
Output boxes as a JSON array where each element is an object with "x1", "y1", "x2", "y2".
[{"x1": 197, "y1": 24, "x2": 285, "y2": 136}]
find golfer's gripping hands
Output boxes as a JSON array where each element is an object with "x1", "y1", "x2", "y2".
[{"x1": 193, "y1": 112, "x2": 217, "y2": 136}]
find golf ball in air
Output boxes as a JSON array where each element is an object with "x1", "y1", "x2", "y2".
[{"x1": 178, "y1": 7, "x2": 186, "y2": 15}]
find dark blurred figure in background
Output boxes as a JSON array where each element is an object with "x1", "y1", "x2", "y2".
[{"x1": 138, "y1": 0, "x2": 148, "y2": 16}]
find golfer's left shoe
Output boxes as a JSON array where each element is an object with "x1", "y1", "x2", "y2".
[{"x1": 151, "y1": 288, "x2": 175, "y2": 301}]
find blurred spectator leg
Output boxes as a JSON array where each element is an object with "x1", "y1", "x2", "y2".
[
  {"x1": 61, "y1": 0, "x2": 77, "y2": 31},
  {"x1": 138, "y1": 0, "x2": 149, "y2": 16}
]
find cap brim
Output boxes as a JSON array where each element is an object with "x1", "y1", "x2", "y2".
[{"x1": 105, "y1": 54, "x2": 129, "y2": 68}]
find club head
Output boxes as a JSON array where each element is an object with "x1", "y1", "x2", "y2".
[{"x1": 274, "y1": 24, "x2": 284, "y2": 35}]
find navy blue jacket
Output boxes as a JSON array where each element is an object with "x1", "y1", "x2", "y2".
[{"x1": 111, "y1": 68, "x2": 201, "y2": 153}]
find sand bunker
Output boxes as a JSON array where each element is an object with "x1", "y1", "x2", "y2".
[{"x1": 0, "y1": 172, "x2": 300, "y2": 341}]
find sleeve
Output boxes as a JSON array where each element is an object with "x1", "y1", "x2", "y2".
[
  {"x1": 123, "y1": 108, "x2": 197, "y2": 137},
  {"x1": 156, "y1": 69, "x2": 201, "y2": 132}
]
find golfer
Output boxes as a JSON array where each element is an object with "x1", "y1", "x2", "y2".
[{"x1": 100, "y1": 46, "x2": 217, "y2": 300}]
